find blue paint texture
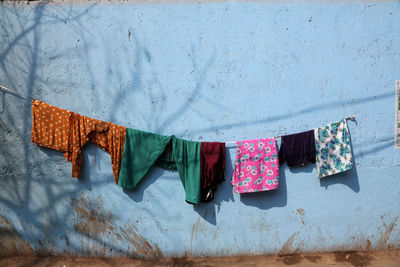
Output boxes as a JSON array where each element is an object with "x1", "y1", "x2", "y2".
[{"x1": 0, "y1": 0, "x2": 400, "y2": 258}]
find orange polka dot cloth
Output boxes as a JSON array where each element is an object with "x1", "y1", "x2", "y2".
[{"x1": 31, "y1": 99, "x2": 126, "y2": 183}]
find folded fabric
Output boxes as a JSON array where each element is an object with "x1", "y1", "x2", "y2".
[
  {"x1": 31, "y1": 99, "x2": 126, "y2": 183},
  {"x1": 231, "y1": 138, "x2": 279, "y2": 193},
  {"x1": 314, "y1": 119, "x2": 353, "y2": 178},
  {"x1": 118, "y1": 128, "x2": 202, "y2": 204},
  {"x1": 200, "y1": 142, "x2": 225, "y2": 202},
  {"x1": 278, "y1": 130, "x2": 316, "y2": 167}
]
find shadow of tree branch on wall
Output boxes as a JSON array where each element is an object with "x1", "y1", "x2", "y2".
[
  {"x1": 0, "y1": 1, "x2": 398, "y2": 259},
  {"x1": 190, "y1": 91, "x2": 393, "y2": 135}
]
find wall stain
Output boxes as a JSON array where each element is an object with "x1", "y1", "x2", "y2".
[
  {"x1": 279, "y1": 231, "x2": 300, "y2": 255},
  {"x1": 71, "y1": 193, "x2": 162, "y2": 259},
  {"x1": 189, "y1": 218, "x2": 203, "y2": 256},
  {"x1": 71, "y1": 194, "x2": 117, "y2": 238},
  {"x1": 296, "y1": 209, "x2": 305, "y2": 216},
  {"x1": 120, "y1": 227, "x2": 163, "y2": 259},
  {"x1": 377, "y1": 216, "x2": 398, "y2": 249},
  {"x1": 115, "y1": 232, "x2": 122, "y2": 241},
  {"x1": 171, "y1": 257, "x2": 196, "y2": 266},
  {"x1": 304, "y1": 254, "x2": 322, "y2": 263},
  {"x1": 278, "y1": 254, "x2": 303, "y2": 265},
  {"x1": 296, "y1": 209, "x2": 305, "y2": 226},
  {"x1": 334, "y1": 251, "x2": 373, "y2": 267},
  {"x1": 71, "y1": 193, "x2": 120, "y2": 257},
  {"x1": 0, "y1": 215, "x2": 35, "y2": 257},
  {"x1": 366, "y1": 239, "x2": 371, "y2": 251}
]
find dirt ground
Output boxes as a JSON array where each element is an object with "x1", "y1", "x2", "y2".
[{"x1": 0, "y1": 250, "x2": 399, "y2": 267}]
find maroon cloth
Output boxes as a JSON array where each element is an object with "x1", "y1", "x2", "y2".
[
  {"x1": 278, "y1": 130, "x2": 316, "y2": 167},
  {"x1": 200, "y1": 142, "x2": 226, "y2": 202}
]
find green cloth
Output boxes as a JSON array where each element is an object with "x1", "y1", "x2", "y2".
[
  {"x1": 167, "y1": 138, "x2": 201, "y2": 204},
  {"x1": 118, "y1": 128, "x2": 172, "y2": 188},
  {"x1": 118, "y1": 128, "x2": 201, "y2": 204}
]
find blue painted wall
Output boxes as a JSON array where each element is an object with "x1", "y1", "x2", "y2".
[{"x1": 0, "y1": 0, "x2": 399, "y2": 258}]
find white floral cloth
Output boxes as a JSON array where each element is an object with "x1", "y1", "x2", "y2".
[{"x1": 314, "y1": 119, "x2": 353, "y2": 178}]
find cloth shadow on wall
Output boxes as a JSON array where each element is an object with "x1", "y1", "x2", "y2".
[
  {"x1": 193, "y1": 148, "x2": 235, "y2": 225},
  {"x1": 121, "y1": 147, "x2": 236, "y2": 226},
  {"x1": 319, "y1": 165, "x2": 359, "y2": 192},
  {"x1": 79, "y1": 144, "x2": 109, "y2": 190},
  {"x1": 121, "y1": 167, "x2": 166, "y2": 203},
  {"x1": 62, "y1": 144, "x2": 118, "y2": 190},
  {"x1": 286, "y1": 161, "x2": 315, "y2": 174},
  {"x1": 238, "y1": 167, "x2": 288, "y2": 210},
  {"x1": 117, "y1": 145, "x2": 235, "y2": 226}
]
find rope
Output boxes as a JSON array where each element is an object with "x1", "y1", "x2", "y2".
[
  {"x1": 0, "y1": 85, "x2": 33, "y2": 101},
  {"x1": 0, "y1": 83, "x2": 357, "y2": 148}
]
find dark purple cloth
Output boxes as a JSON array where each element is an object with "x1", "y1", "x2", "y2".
[
  {"x1": 278, "y1": 130, "x2": 316, "y2": 167},
  {"x1": 200, "y1": 142, "x2": 226, "y2": 202}
]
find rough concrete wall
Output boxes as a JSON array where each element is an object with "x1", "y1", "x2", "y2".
[{"x1": 0, "y1": 0, "x2": 399, "y2": 258}]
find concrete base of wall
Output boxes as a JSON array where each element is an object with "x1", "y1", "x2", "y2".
[{"x1": 1, "y1": 249, "x2": 400, "y2": 267}]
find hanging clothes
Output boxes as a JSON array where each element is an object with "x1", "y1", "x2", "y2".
[
  {"x1": 31, "y1": 99, "x2": 126, "y2": 183},
  {"x1": 200, "y1": 142, "x2": 226, "y2": 202},
  {"x1": 278, "y1": 130, "x2": 316, "y2": 167},
  {"x1": 231, "y1": 138, "x2": 279, "y2": 193},
  {"x1": 117, "y1": 128, "x2": 172, "y2": 188},
  {"x1": 117, "y1": 128, "x2": 202, "y2": 204},
  {"x1": 314, "y1": 119, "x2": 353, "y2": 178}
]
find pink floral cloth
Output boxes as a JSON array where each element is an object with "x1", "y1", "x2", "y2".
[{"x1": 231, "y1": 138, "x2": 280, "y2": 193}]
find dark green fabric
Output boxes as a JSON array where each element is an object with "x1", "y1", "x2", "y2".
[
  {"x1": 118, "y1": 128, "x2": 172, "y2": 189},
  {"x1": 118, "y1": 128, "x2": 201, "y2": 204},
  {"x1": 170, "y1": 137, "x2": 201, "y2": 204},
  {"x1": 156, "y1": 141, "x2": 177, "y2": 170}
]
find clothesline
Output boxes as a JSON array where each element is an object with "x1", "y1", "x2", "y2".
[
  {"x1": 225, "y1": 115, "x2": 357, "y2": 147},
  {"x1": 0, "y1": 84, "x2": 356, "y2": 148},
  {"x1": 0, "y1": 85, "x2": 34, "y2": 101}
]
